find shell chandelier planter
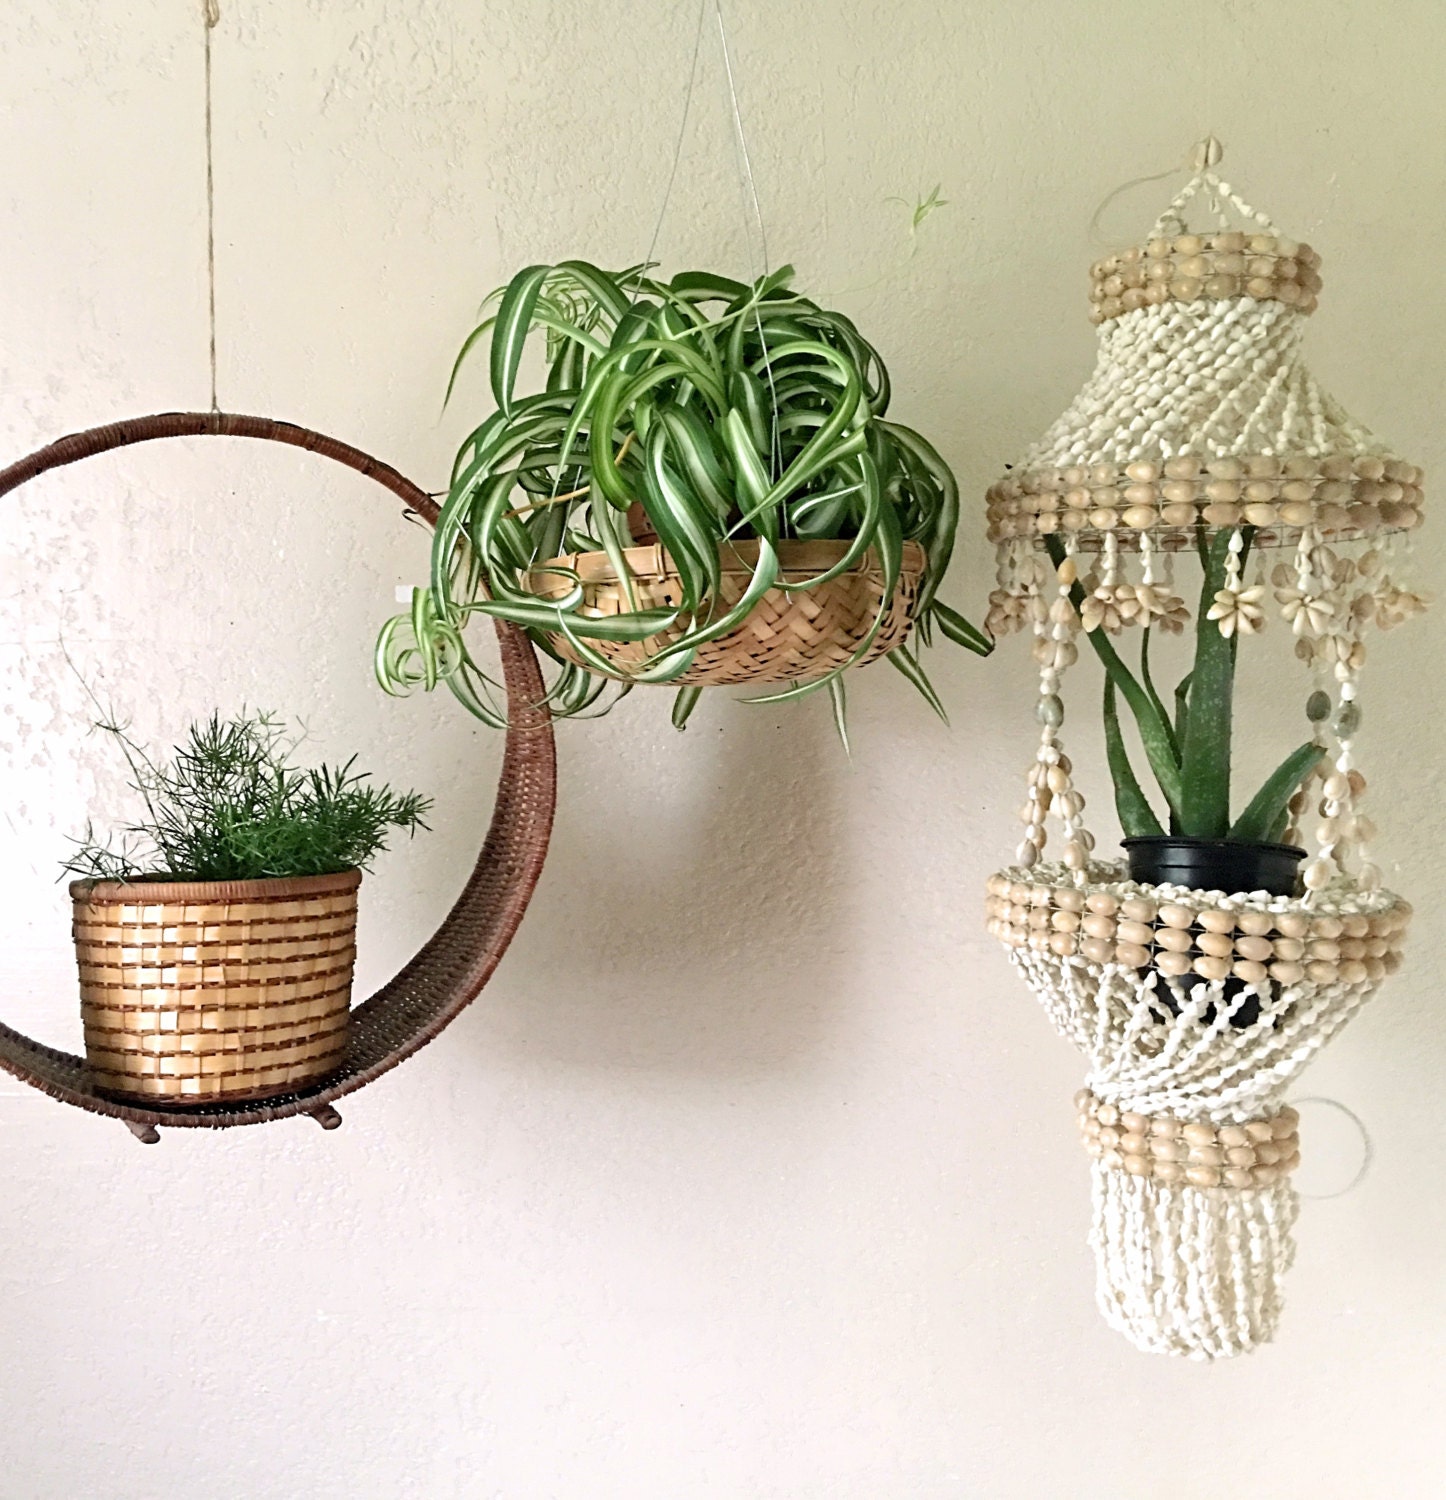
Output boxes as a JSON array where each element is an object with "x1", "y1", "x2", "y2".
[{"x1": 983, "y1": 144, "x2": 1424, "y2": 1359}]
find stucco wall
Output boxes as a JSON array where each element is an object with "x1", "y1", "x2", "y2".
[{"x1": 2, "y1": 1, "x2": 1443, "y2": 1495}]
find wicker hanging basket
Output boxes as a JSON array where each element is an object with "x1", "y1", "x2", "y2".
[
  {"x1": 520, "y1": 538, "x2": 926, "y2": 685},
  {"x1": 74, "y1": 870, "x2": 362, "y2": 1104}
]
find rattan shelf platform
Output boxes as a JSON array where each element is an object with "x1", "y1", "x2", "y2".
[{"x1": 0, "y1": 411, "x2": 557, "y2": 1139}]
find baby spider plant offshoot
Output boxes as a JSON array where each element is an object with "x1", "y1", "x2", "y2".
[
  {"x1": 1046, "y1": 528, "x2": 1325, "y2": 850},
  {"x1": 375, "y1": 261, "x2": 991, "y2": 742},
  {"x1": 64, "y1": 711, "x2": 431, "y2": 882}
]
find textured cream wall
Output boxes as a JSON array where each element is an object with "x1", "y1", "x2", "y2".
[{"x1": 2, "y1": 1, "x2": 1444, "y2": 1495}]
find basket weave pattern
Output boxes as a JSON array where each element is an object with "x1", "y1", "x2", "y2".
[
  {"x1": 524, "y1": 539, "x2": 925, "y2": 685},
  {"x1": 74, "y1": 870, "x2": 360, "y2": 1103}
]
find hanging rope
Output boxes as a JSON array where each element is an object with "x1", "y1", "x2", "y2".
[
  {"x1": 714, "y1": 0, "x2": 769, "y2": 279},
  {"x1": 203, "y1": 0, "x2": 221, "y2": 412}
]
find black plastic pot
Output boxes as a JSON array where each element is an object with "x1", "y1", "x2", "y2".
[
  {"x1": 1122, "y1": 837, "x2": 1306, "y2": 1029},
  {"x1": 1122, "y1": 836, "x2": 1305, "y2": 898}
]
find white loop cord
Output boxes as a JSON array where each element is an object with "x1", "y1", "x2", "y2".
[
  {"x1": 1291, "y1": 1095, "x2": 1375, "y2": 1199},
  {"x1": 1089, "y1": 138, "x2": 1279, "y2": 251}
]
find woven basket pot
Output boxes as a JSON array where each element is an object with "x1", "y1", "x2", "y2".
[
  {"x1": 72, "y1": 869, "x2": 360, "y2": 1105},
  {"x1": 520, "y1": 537, "x2": 926, "y2": 685}
]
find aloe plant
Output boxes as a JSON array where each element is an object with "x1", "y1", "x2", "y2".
[
  {"x1": 376, "y1": 261, "x2": 990, "y2": 731},
  {"x1": 1046, "y1": 530, "x2": 1324, "y2": 843}
]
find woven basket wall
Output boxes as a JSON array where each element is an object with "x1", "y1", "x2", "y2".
[
  {"x1": 72, "y1": 870, "x2": 360, "y2": 1104},
  {"x1": 521, "y1": 538, "x2": 926, "y2": 685}
]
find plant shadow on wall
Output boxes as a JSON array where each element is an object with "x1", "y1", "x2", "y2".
[{"x1": 475, "y1": 693, "x2": 851, "y2": 1078}]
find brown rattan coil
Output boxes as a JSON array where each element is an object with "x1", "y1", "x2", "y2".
[
  {"x1": 521, "y1": 538, "x2": 925, "y2": 685},
  {"x1": 0, "y1": 411, "x2": 556, "y2": 1135},
  {"x1": 73, "y1": 870, "x2": 362, "y2": 1103}
]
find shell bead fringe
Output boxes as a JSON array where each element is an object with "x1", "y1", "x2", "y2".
[{"x1": 989, "y1": 859, "x2": 1402, "y2": 1358}]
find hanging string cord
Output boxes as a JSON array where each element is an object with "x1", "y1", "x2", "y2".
[
  {"x1": 634, "y1": 0, "x2": 709, "y2": 290},
  {"x1": 712, "y1": 0, "x2": 781, "y2": 478},
  {"x1": 203, "y1": 0, "x2": 221, "y2": 413},
  {"x1": 714, "y1": 0, "x2": 768, "y2": 278}
]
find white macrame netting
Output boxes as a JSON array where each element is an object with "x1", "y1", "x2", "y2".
[{"x1": 994, "y1": 860, "x2": 1408, "y2": 1359}]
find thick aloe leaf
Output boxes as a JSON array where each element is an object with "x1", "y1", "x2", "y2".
[
  {"x1": 1177, "y1": 529, "x2": 1237, "y2": 838},
  {"x1": 1105, "y1": 677, "x2": 1165, "y2": 838},
  {"x1": 1229, "y1": 741, "x2": 1325, "y2": 844},
  {"x1": 1138, "y1": 627, "x2": 1179, "y2": 761},
  {"x1": 1045, "y1": 535, "x2": 1183, "y2": 819}
]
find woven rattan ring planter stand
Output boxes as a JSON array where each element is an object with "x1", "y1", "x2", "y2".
[{"x1": 0, "y1": 411, "x2": 556, "y2": 1142}]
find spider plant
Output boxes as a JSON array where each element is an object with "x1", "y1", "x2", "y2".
[
  {"x1": 1046, "y1": 530, "x2": 1324, "y2": 845},
  {"x1": 376, "y1": 261, "x2": 990, "y2": 734}
]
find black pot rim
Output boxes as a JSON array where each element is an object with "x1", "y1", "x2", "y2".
[{"x1": 1121, "y1": 835, "x2": 1305, "y2": 861}]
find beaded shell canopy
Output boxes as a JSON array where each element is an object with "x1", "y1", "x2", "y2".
[
  {"x1": 986, "y1": 151, "x2": 1424, "y2": 558},
  {"x1": 987, "y1": 142, "x2": 1426, "y2": 893},
  {"x1": 983, "y1": 145, "x2": 1421, "y2": 1361}
]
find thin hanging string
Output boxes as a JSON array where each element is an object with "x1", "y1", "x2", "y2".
[
  {"x1": 203, "y1": 0, "x2": 221, "y2": 413},
  {"x1": 636, "y1": 0, "x2": 709, "y2": 281},
  {"x1": 1086, "y1": 152, "x2": 1196, "y2": 249},
  {"x1": 714, "y1": 0, "x2": 769, "y2": 278}
]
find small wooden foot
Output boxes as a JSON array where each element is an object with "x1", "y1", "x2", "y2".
[
  {"x1": 125, "y1": 1121, "x2": 160, "y2": 1145},
  {"x1": 310, "y1": 1104, "x2": 342, "y2": 1131}
]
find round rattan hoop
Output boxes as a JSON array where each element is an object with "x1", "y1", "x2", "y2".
[{"x1": 0, "y1": 411, "x2": 557, "y2": 1135}]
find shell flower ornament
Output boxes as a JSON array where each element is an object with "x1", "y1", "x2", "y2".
[{"x1": 982, "y1": 142, "x2": 1425, "y2": 1359}]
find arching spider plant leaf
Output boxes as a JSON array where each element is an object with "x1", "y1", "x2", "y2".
[
  {"x1": 671, "y1": 684, "x2": 704, "y2": 730},
  {"x1": 490, "y1": 265, "x2": 553, "y2": 416},
  {"x1": 381, "y1": 261, "x2": 988, "y2": 730},
  {"x1": 886, "y1": 644, "x2": 948, "y2": 725}
]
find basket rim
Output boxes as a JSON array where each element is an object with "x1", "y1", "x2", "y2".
[
  {"x1": 525, "y1": 536, "x2": 927, "y2": 588},
  {"x1": 69, "y1": 868, "x2": 362, "y2": 905}
]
